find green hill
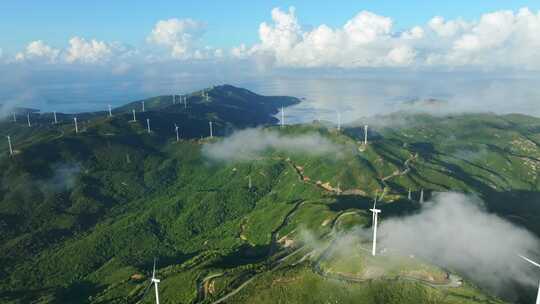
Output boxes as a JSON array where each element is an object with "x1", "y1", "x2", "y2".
[{"x1": 1, "y1": 86, "x2": 539, "y2": 303}]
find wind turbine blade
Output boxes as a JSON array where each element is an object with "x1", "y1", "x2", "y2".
[
  {"x1": 152, "y1": 258, "x2": 157, "y2": 279},
  {"x1": 139, "y1": 281, "x2": 154, "y2": 301},
  {"x1": 519, "y1": 254, "x2": 540, "y2": 268}
]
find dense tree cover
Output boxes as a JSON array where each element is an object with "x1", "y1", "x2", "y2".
[{"x1": 1, "y1": 86, "x2": 539, "y2": 303}]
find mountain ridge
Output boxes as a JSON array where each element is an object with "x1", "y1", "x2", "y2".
[{"x1": 1, "y1": 86, "x2": 539, "y2": 303}]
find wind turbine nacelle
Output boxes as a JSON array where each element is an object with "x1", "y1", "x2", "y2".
[
  {"x1": 152, "y1": 278, "x2": 161, "y2": 283},
  {"x1": 370, "y1": 208, "x2": 381, "y2": 213}
]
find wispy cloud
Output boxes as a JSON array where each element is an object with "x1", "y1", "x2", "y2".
[
  {"x1": 202, "y1": 128, "x2": 341, "y2": 162},
  {"x1": 45, "y1": 162, "x2": 82, "y2": 191}
]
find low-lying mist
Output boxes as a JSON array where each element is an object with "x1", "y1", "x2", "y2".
[
  {"x1": 301, "y1": 192, "x2": 540, "y2": 299},
  {"x1": 253, "y1": 73, "x2": 540, "y2": 124},
  {"x1": 379, "y1": 192, "x2": 540, "y2": 297},
  {"x1": 33, "y1": 162, "x2": 83, "y2": 192},
  {"x1": 202, "y1": 128, "x2": 341, "y2": 162},
  {"x1": 46, "y1": 162, "x2": 82, "y2": 191},
  {"x1": 2, "y1": 70, "x2": 540, "y2": 122}
]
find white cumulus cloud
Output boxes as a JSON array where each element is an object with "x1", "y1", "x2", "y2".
[
  {"x1": 400, "y1": 26, "x2": 424, "y2": 40},
  {"x1": 428, "y1": 16, "x2": 470, "y2": 37},
  {"x1": 65, "y1": 37, "x2": 114, "y2": 64},
  {"x1": 147, "y1": 18, "x2": 209, "y2": 59},
  {"x1": 5, "y1": 7, "x2": 540, "y2": 71},
  {"x1": 16, "y1": 40, "x2": 60, "y2": 63},
  {"x1": 343, "y1": 11, "x2": 393, "y2": 44},
  {"x1": 235, "y1": 6, "x2": 540, "y2": 70},
  {"x1": 387, "y1": 45, "x2": 416, "y2": 65},
  {"x1": 13, "y1": 37, "x2": 124, "y2": 65},
  {"x1": 434, "y1": 8, "x2": 540, "y2": 68},
  {"x1": 258, "y1": 7, "x2": 302, "y2": 53},
  {"x1": 238, "y1": 7, "x2": 417, "y2": 68}
]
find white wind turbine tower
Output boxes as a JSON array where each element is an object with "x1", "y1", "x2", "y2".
[
  {"x1": 27, "y1": 113, "x2": 31, "y2": 128},
  {"x1": 183, "y1": 96, "x2": 187, "y2": 109},
  {"x1": 150, "y1": 258, "x2": 161, "y2": 304},
  {"x1": 74, "y1": 117, "x2": 79, "y2": 134},
  {"x1": 370, "y1": 196, "x2": 381, "y2": 256},
  {"x1": 108, "y1": 105, "x2": 113, "y2": 118},
  {"x1": 12, "y1": 112, "x2": 16, "y2": 122},
  {"x1": 209, "y1": 121, "x2": 213, "y2": 138},
  {"x1": 419, "y1": 189, "x2": 424, "y2": 204},
  {"x1": 146, "y1": 118, "x2": 151, "y2": 134},
  {"x1": 142, "y1": 101, "x2": 145, "y2": 112},
  {"x1": 280, "y1": 107, "x2": 285, "y2": 128},
  {"x1": 7, "y1": 136, "x2": 13, "y2": 156},
  {"x1": 131, "y1": 109, "x2": 137, "y2": 122},
  {"x1": 408, "y1": 188, "x2": 412, "y2": 200},
  {"x1": 519, "y1": 254, "x2": 540, "y2": 304},
  {"x1": 53, "y1": 111, "x2": 58, "y2": 124},
  {"x1": 175, "y1": 124, "x2": 180, "y2": 142},
  {"x1": 364, "y1": 125, "x2": 368, "y2": 145}
]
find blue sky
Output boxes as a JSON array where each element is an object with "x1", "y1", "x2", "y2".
[
  {"x1": 2, "y1": 0, "x2": 540, "y2": 115},
  {"x1": 1, "y1": 0, "x2": 539, "y2": 52}
]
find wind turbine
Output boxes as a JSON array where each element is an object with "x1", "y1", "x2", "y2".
[
  {"x1": 108, "y1": 105, "x2": 113, "y2": 118},
  {"x1": 7, "y1": 136, "x2": 13, "y2": 156},
  {"x1": 131, "y1": 109, "x2": 137, "y2": 122},
  {"x1": 419, "y1": 189, "x2": 424, "y2": 204},
  {"x1": 364, "y1": 125, "x2": 368, "y2": 145},
  {"x1": 519, "y1": 254, "x2": 540, "y2": 304},
  {"x1": 74, "y1": 117, "x2": 79, "y2": 134},
  {"x1": 175, "y1": 124, "x2": 180, "y2": 142},
  {"x1": 53, "y1": 111, "x2": 58, "y2": 124},
  {"x1": 280, "y1": 107, "x2": 285, "y2": 128},
  {"x1": 183, "y1": 96, "x2": 187, "y2": 109},
  {"x1": 27, "y1": 113, "x2": 31, "y2": 128},
  {"x1": 146, "y1": 118, "x2": 151, "y2": 134},
  {"x1": 142, "y1": 101, "x2": 145, "y2": 112},
  {"x1": 370, "y1": 196, "x2": 381, "y2": 256},
  {"x1": 150, "y1": 258, "x2": 161, "y2": 304},
  {"x1": 209, "y1": 121, "x2": 213, "y2": 138},
  {"x1": 408, "y1": 188, "x2": 412, "y2": 200}
]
